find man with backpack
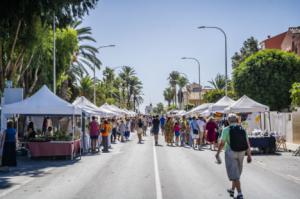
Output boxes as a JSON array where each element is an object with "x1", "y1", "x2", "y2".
[{"x1": 215, "y1": 114, "x2": 252, "y2": 199}]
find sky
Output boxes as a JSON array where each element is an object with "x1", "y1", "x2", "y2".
[{"x1": 81, "y1": 0, "x2": 300, "y2": 112}]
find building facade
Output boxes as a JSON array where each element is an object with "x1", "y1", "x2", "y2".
[
  {"x1": 260, "y1": 27, "x2": 300, "y2": 56},
  {"x1": 182, "y1": 83, "x2": 214, "y2": 108}
]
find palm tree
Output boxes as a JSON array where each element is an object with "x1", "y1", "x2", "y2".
[
  {"x1": 129, "y1": 76, "x2": 143, "y2": 110},
  {"x1": 70, "y1": 21, "x2": 101, "y2": 79},
  {"x1": 208, "y1": 73, "x2": 226, "y2": 90},
  {"x1": 177, "y1": 76, "x2": 189, "y2": 109},
  {"x1": 119, "y1": 66, "x2": 136, "y2": 108},
  {"x1": 168, "y1": 71, "x2": 180, "y2": 107},
  {"x1": 78, "y1": 76, "x2": 94, "y2": 101},
  {"x1": 163, "y1": 87, "x2": 174, "y2": 106}
]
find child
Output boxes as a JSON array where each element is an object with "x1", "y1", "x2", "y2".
[{"x1": 174, "y1": 122, "x2": 180, "y2": 146}]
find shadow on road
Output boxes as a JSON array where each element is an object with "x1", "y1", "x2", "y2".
[{"x1": 0, "y1": 156, "x2": 80, "y2": 190}]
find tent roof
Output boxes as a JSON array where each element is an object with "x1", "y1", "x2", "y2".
[
  {"x1": 210, "y1": 96, "x2": 236, "y2": 113},
  {"x1": 72, "y1": 96, "x2": 115, "y2": 117},
  {"x1": 186, "y1": 103, "x2": 213, "y2": 115},
  {"x1": 225, "y1": 95, "x2": 269, "y2": 113},
  {"x1": 100, "y1": 103, "x2": 125, "y2": 116},
  {"x1": 2, "y1": 85, "x2": 80, "y2": 115}
]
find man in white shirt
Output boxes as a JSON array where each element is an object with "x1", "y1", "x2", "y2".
[{"x1": 197, "y1": 116, "x2": 206, "y2": 147}]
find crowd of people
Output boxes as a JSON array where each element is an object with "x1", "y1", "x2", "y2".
[{"x1": 1, "y1": 112, "x2": 251, "y2": 199}]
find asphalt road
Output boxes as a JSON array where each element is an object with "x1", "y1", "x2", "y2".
[{"x1": 1, "y1": 132, "x2": 300, "y2": 199}]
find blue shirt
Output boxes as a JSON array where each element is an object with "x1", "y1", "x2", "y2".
[
  {"x1": 191, "y1": 120, "x2": 199, "y2": 131},
  {"x1": 5, "y1": 128, "x2": 16, "y2": 142},
  {"x1": 160, "y1": 117, "x2": 165, "y2": 126}
]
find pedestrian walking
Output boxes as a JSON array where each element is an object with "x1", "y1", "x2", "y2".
[
  {"x1": 215, "y1": 114, "x2": 252, "y2": 199},
  {"x1": 111, "y1": 119, "x2": 117, "y2": 143},
  {"x1": 101, "y1": 120, "x2": 110, "y2": 153},
  {"x1": 165, "y1": 117, "x2": 174, "y2": 146},
  {"x1": 136, "y1": 118, "x2": 144, "y2": 144},
  {"x1": 152, "y1": 115, "x2": 160, "y2": 146},
  {"x1": 125, "y1": 119, "x2": 131, "y2": 141},
  {"x1": 197, "y1": 116, "x2": 206, "y2": 149},
  {"x1": 174, "y1": 122, "x2": 180, "y2": 146},
  {"x1": 119, "y1": 119, "x2": 126, "y2": 142},
  {"x1": 206, "y1": 117, "x2": 218, "y2": 150},
  {"x1": 160, "y1": 115, "x2": 166, "y2": 136},
  {"x1": 142, "y1": 116, "x2": 148, "y2": 136},
  {"x1": 188, "y1": 117, "x2": 193, "y2": 147},
  {"x1": 2, "y1": 121, "x2": 17, "y2": 167},
  {"x1": 191, "y1": 117, "x2": 200, "y2": 149},
  {"x1": 89, "y1": 116, "x2": 99, "y2": 153},
  {"x1": 180, "y1": 116, "x2": 188, "y2": 147}
]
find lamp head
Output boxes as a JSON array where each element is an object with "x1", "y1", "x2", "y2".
[
  {"x1": 198, "y1": 26, "x2": 206, "y2": 29},
  {"x1": 181, "y1": 57, "x2": 187, "y2": 60}
]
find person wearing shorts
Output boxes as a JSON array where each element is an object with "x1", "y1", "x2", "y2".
[
  {"x1": 160, "y1": 115, "x2": 166, "y2": 136},
  {"x1": 89, "y1": 116, "x2": 99, "y2": 152},
  {"x1": 215, "y1": 114, "x2": 252, "y2": 199},
  {"x1": 152, "y1": 115, "x2": 160, "y2": 145}
]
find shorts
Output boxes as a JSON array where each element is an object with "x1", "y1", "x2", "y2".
[
  {"x1": 192, "y1": 133, "x2": 199, "y2": 139},
  {"x1": 175, "y1": 131, "x2": 180, "y2": 137},
  {"x1": 90, "y1": 135, "x2": 99, "y2": 140},
  {"x1": 125, "y1": 131, "x2": 130, "y2": 137},
  {"x1": 137, "y1": 128, "x2": 143, "y2": 135},
  {"x1": 225, "y1": 148, "x2": 245, "y2": 181}
]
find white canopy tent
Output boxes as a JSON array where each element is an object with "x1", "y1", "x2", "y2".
[
  {"x1": 72, "y1": 96, "x2": 116, "y2": 117},
  {"x1": 100, "y1": 103, "x2": 126, "y2": 116},
  {"x1": 1, "y1": 85, "x2": 81, "y2": 144},
  {"x1": 209, "y1": 96, "x2": 236, "y2": 113},
  {"x1": 224, "y1": 95, "x2": 269, "y2": 113},
  {"x1": 185, "y1": 103, "x2": 213, "y2": 116},
  {"x1": 2, "y1": 85, "x2": 81, "y2": 116}
]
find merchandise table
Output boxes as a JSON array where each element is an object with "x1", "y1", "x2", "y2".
[
  {"x1": 28, "y1": 139, "x2": 81, "y2": 159},
  {"x1": 249, "y1": 136, "x2": 276, "y2": 154}
]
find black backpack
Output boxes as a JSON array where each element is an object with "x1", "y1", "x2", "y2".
[{"x1": 229, "y1": 125, "x2": 249, "y2": 152}]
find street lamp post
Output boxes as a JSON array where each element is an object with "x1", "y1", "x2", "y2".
[
  {"x1": 198, "y1": 26, "x2": 228, "y2": 96},
  {"x1": 94, "y1": 45, "x2": 116, "y2": 104},
  {"x1": 181, "y1": 57, "x2": 201, "y2": 104}
]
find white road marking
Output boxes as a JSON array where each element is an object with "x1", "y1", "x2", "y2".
[{"x1": 153, "y1": 141, "x2": 163, "y2": 199}]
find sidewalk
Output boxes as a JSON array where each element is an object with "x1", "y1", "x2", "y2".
[{"x1": 286, "y1": 142, "x2": 300, "y2": 151}]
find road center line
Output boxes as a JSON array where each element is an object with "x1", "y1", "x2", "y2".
[{"x1": 153, "y1": 141, "x2": 163, "y2": 199}]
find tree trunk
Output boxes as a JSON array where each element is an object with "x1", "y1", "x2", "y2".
[{"x1": 28, "y1": 64, "x2": 41, "y2": 95}]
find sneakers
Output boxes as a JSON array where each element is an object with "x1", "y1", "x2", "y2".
[
  {"x1": 236, "y1": 194, "x2": 244, "y2": 199},
  {"x1": 227, "y1": 189, "x2": 234, "y2": 197}
]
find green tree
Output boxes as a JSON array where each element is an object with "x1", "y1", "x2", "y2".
[
  {"x1": 0, "y1": 0, "x2": 98, "y2": 92},
  {"x1": 208, "y1": 73, "x2": 226, "y2": 90},
  {"x1": 78, "y1": 76, "x2": 93, "y2": 101},
  {"x1": 231, "y1": 36, "x2": 259, "y2": 69},
  {"x1": 71, "y1": 21, "x2": 101, "y2": 78},
  {"x1": 202, "y1": 89, "x2": 236, "y2": 103},
  {"x1": 163, "y1": 87, "x2": 174, "y2": 106},
  {"x1": 153, "y1": 102, "x2": 165, "y2": 115},
  {"x1": 177, "y1": 76, "x2": 189, "y2": 109},
  {"x1": 290, "y1": 82, "x2": 300, "y2": 109},
  {"x1": 233, "y1": 49, "x2": 300, "y2": 111},
  {"x1": 168, "y1": 71, "x2": 180, "y2": 107}
]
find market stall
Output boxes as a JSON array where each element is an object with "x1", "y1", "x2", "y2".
[
  {"x1": 209, "y1": 96, "x2": 236, "y2": 113},
  {"x1": 1, "y1": 85, "x2": 82, "y2": 159},
  {"x1": 100, "y1": 103, "x2": 126, "y2": 117},
  {"x1": 72, "y1": 96, "x2": 117, "y2": 153},
  {"x1": 225, "y1": 95, "x2": 275, "y2": 153},
  {"x1": 185, "y1": 103, "x2": 213, "y2": 116}
]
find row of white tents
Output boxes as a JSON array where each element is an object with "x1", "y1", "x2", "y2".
[
  {"x1": 170, "y1": 95, "x2": 270, "y2": 117},
  {"x1": 1, "y1": 85, "x2": 136, "y2": 131}
]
